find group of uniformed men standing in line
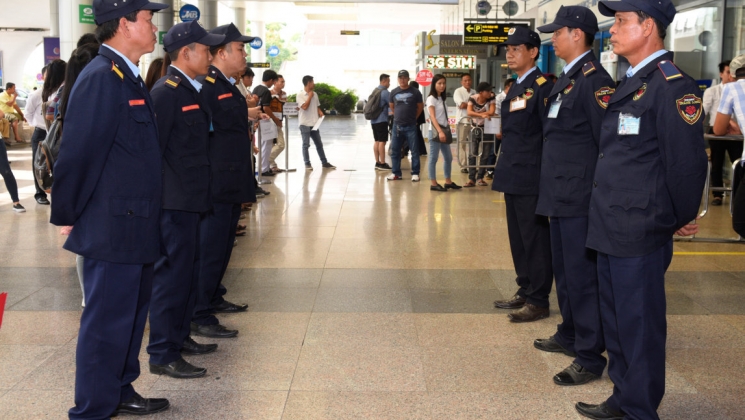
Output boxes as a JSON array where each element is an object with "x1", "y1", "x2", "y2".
[
  {"x1": 50, "y1": 0, "x2": 263, "y2": 418},
  {"x1": 490, "y1": 1, "x2": 707, "y2": 419},
  {"x1": 47, "y1": 0, "x2": 708, "y2": 418}
]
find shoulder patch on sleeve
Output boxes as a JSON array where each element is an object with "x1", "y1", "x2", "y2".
[
  {"x1": 582, "y1": 62, "x2": 596, "y2": 77},
  {"x1": 205, "y1": 69, "x2": 217, "y2": 84},
  {"x1": 164, "y1": 75, "x2": 181, "y2": 89},
  {"x1": 536, "y1": 75, "x2": 547, "y2": 86},
  {"x1": 594, "y1": 87, "x2": 615, "y2": 109},
  {"x1": 658, "y1": 60, "x2": 684, "y2": 82},
  {"x1": 111, "y1": 62, "x2": 124, "y2": 80},
  {"x1": 676, "y1": 94, "x2": 703, "y2": 125}
]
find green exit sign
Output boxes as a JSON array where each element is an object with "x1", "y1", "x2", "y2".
[
  {"x1": 158, "y1": 31, "x2": 166, "y2": 45},
  {"x1": 79, "y1": 4, "x2": 94, "y2": 24}
]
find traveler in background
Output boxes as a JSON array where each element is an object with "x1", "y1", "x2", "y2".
[
  {"x1": 426, "y1": 74, "x2": 461, "y2": 192},
  {"x1": 454, "y1": 74, "x2": 476, "y2": 170},
  {"x1": 297, "y1": 75, "x2": 336, "y2": 170},
  {"x1": 43, "y1": 60, "x2": 68, "y2": 123},
  {"x1": 386, "y1": 69, "x2": 424, "y2": 181},
  {"x1": 464, "y1": 82, "x2": 496, "y2": 187},
  {"x1": 26, "y1": 65, "x2": 50, "y2": 205},
  {"x1": 0, "y1": 118, "x2": 23, "y2": 211},
  {"x1": 269, "y1": 74, "x2": 287, "y2": 172},
  {"x1": 404, "y1": 81, "x2": 427, "y2": 158},
  {"x1": 704, "y1": 60, "x2": 742, "y2": 206},
  {"x1": 144, "y1": 57, "x2": 164, "y2": 91},
  {"x1": 253, "y1": 69, "x2": 279, "y2": 177},
  {"x1": 485, "y1": 78, "x2": 514, "y2": 180},
  {"x1": 0, "y1": 83, "x2": 26, "y2": 142},
  {"x1": 371, "y1": 73, "x2": 392, "y2": 171}
]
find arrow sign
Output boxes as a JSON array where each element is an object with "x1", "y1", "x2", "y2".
[{"x1": 466, "y1": 25, "x2": 474, "y2": 32}]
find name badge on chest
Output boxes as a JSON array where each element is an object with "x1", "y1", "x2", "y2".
[
  {"x1": 618, "y1": 113, "x2": 641, "y2": 135},
  {"x1": 510, "y1": 97, "x2": 526, "y2": 112},
  {"x1": 547, "y1": 95, "x2": 562, "y2": 119}
]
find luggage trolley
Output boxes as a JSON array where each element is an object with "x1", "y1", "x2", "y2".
[
  {"x1": 456, "y1": 116, "x2": 500, "y2": 173},
  {"x1": 675, "y1": 133, "x2": 745, "y2": 243}
]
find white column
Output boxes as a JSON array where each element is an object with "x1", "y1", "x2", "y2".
[
  {"x1": 49, "y1": 0, "x2": 60, "y2": 37},
  {"x1": 234, "y1": 7, "x2": 246, "y2": 34},
  {"x1": 198, "y1": 0, "x2": 218, "y2": 29},
  {"x1": 151, "y1": 0, "x2": 175, "y2": 59},
  {"x1": 251, "y1": 20, "x2": 266, "y2": 64},
  {"x1": 59, "y1": 0, "x2": 97, "y2": 61}
]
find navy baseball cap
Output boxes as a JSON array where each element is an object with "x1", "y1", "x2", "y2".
[
  {"x1": 93, "y1": 0, "x2": 169, "y2": 25},
  {"x1": 537, "y1": 5, "x2": 599, "y2": 35},
  {"x1": 599, "y1": 0, "x2": 677, "y2": 29},
  {"x1": 398, "y1": 70, "x2": 410, "y2": 78},
  {"x1": 209, "y1": 23, "x2": 256, "y2": 44},
  {"x1": 501, "y1": 26, "x2": 541, "y2": 48},
  {"x1": 163, "y1": 21, "x2": 226, "y2": 53}
]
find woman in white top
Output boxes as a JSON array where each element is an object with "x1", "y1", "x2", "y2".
[{"x1": 426, "y1": 74, "x2": 461, "y2": 192}]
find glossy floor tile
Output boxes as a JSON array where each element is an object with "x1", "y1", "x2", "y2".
[{"x1": 1, "y1": 116, "x2": 743, "y2": 418}]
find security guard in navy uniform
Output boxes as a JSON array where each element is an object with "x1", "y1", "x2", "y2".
[
  {"x1": 577, "y1": 1, "x2": 707, "y2": 419},
  {"x1": 49, "y1": 0, "x2": 172, "y2": 418},
  {"x1": 146, "y1": 21, "x2": 225, "y2": 380},
  {"x1": 190, "y1": 23, "x2": 256, "y2": 338},
  {"x1": 533, "y1": 6, "x2": 613, "y2": 387},
  {"x1": 492, "y1": 26, "x2": 555, "y2": 322}
]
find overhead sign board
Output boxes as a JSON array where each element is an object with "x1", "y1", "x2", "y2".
[
  {"x1": 340, "y1": 30, "x2": 360, "y2": 35},
  {"x1": 463, "y1": 23, "x2": 526, "y2": 45},
  {"x1": 249, "y1": 62, "x2": 271, "y2": 68},
  {"x1": 425, "y1": 55, "x2": 476, "y2": 70},
  {"x1": 179, "y1": 4, "x2": 200, "y2": 22}
]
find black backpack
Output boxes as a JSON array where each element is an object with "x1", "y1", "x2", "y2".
[
  {"x1": 363, "y1": 87, "x2": 384, "y2": 120},
  {"x1": 33, "y1": 115, "x2": 63, "y2": 193}
]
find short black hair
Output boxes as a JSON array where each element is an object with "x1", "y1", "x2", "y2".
[
  {"x1": 380, "y1": 73, "x2": 390, "y2": 82},
  {"x1": 243, "y1": 66, "x2": 254, "y2": 77},
  {"x1": 276, "y1": 74, "x2": 284, "y2": 80},
  {"x1": 460, "y1": 73, "x2": 471, "y2": 80},
  {"x1": 262, "y1": 69, "x2": 278, "y2": 82},
  {"x1": 77, "y1": 33, "x2": 99, "y2": 48},
  {"x1": 410, "y1": 81, "x2": 420, "y2": 89},
  {"x1": 567, "y1": 27, "x2": 595, "y2": 47},
  {"x1": 5, "y1": 82, "x2": 15, "y2": 89},
  {"x1": 95, "y1": 11, "x2": 138, "y2": 43},
  {"x1": 302, "y1": 75, "x2": 314, "y2": 86},
  {"x1": 503, "y1": 78, "x2": 515, "y2": 90},
  {"x1": 167, "y1": 43, "x2": 196, "y2": 62},
  {"x1": 635, "y1": 11, "x2": 666, "y2": 40},
  {"x1": 720, "y1": 60, "x2": 732, "y2": 74}
]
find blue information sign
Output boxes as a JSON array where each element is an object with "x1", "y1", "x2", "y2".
[
  {"x1": 249, "y1": 37, "x2": 263, "y2": 50},
  {"x1": 179, "y1": 4, "x2": 200, "y2": 22},
  {"x1": 267, "y1": 46, "x2": 280, "y2": 57}
]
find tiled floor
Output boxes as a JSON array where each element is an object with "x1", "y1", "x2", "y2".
[{"x1": 1, "y1": 116, "x2": 743, "y2": 419}]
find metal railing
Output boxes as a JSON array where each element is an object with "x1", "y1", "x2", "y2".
[{"x1": 455, "y1": 117, "x2": 500, "y2": 171}]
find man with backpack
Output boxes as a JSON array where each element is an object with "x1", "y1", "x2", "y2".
[{"x1": 366, "y1": 73, "x2": 392, "y2": 170}]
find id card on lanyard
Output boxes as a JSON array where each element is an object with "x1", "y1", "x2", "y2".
[{"x1": 510, "y1": 97, "x2": 526, "y2": 112}]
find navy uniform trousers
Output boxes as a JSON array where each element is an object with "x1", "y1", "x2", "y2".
[
  {"x1": 192, "y1": 202, "x2": 241, "y2": 325},
  {"x1": 598, "y1": 240, "x2": 672, "y2": 420},
  {"x1": 69, "y1": 258, "x2": 153, "y2": 420},
  {"x1": 147, "y1": 210, "x2": 201, "y2": 364},
  {"x1": 504, "y1": 193, "x2": 553, "y2": 307},
  {"x1": 550, "y1": 216, "x2": 605, "y2": 376}
]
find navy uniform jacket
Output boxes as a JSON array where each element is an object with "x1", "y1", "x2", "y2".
[
  {"x1": 151, "y1": 66, "x2": 211, "y2": 213},
  {"x1": 50, "y1": 46, "x2": 162, "y2": 264},
  {"x1": 537, "y1": 52, "x2": 615, "y2": 217},
  {"x1": 197, "y1": 66, "x2": 255, "y2": 204},
  {"x1": 492, "y1": 69, "x2": 553, "y2": 195},
  {"x1": 587, "y1": 52, "x2": 708, "y2": 257}
]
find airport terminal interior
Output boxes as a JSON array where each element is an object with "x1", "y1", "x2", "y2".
[{"x1": 2, "y1": 0, "x2": 745, "y2": 418}]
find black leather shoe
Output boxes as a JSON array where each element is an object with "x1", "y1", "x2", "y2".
[
  {"x1": 213, "y1": 300, "x2": 248, "y2": 313},
  {"x1": 508, "y1": 303, "x2": 549, "y2": 323},
  {"x1": 181, "y1": 336, "x2": 218, "y2": 355},
  {"x1": 112, "y1": 392, "x2": 169, "y2": 416},
  {"x1": 554, "y1": 362, "x2": 600, "y2": 386},
  {"x1": 575, "y1": 401, "x2": 624, "y2": 420},
  {"x1": 534, "y1": 335, "x2": 576, "y2": 357},
  {"x1": 150, "y1": 358, "x2": 206, "y2": 379},
  {"x1": 494, "y1": 293, "x2": 526, "y2": 309},
  {"x1": 35, "y1": 196, "x2": 50, "y2": 205},
  {"x1": 191, "y1": 322, "x2": 238, "y2": 338}
]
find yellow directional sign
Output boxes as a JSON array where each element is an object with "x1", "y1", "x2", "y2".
[
  {"x1": 340, "y1": 30, "x2": 360, "y2": 35},
  {"x1": 463, "y1": 23, "x2": 526, "y2": 45},
  {"x1": 249, "y1": 62, "x2": 271, "y2": 68}
]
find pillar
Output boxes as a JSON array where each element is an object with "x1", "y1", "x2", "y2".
[
  {"x1": 234, "y1": 7, "x2": 247, "y2": 34},
  {"x1": 251, "y1": 20, "x2": 266, "y2": 64},
  {"x1": 198, "y1": 0, "x2": 218, "y2": 30},
  {"x1": 49, "y1": 0, "x2": 60, "y2": 37},
  {"x1": 150, "y1": 0, "x2": 175, "y2": 59},
  {"x1": 58, "y1": 0, "x2": 96, "y2": 61}
]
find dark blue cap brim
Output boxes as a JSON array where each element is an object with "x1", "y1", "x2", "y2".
[
  {"x1": 234, "y1": 35, "x2": 256, "y2": 43},
  {"x1": 598, "y1": 1, "x2": 639, "y2": 17},
  {"x1": 141, "y1": 2, "x2": 169, "y2": 12},
  {"x1": 198, "y1": 33, "x2": 226, "y2": 47},
  {"x1": 536, "y1": 22, "x2": 564, "y2": 33}
]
